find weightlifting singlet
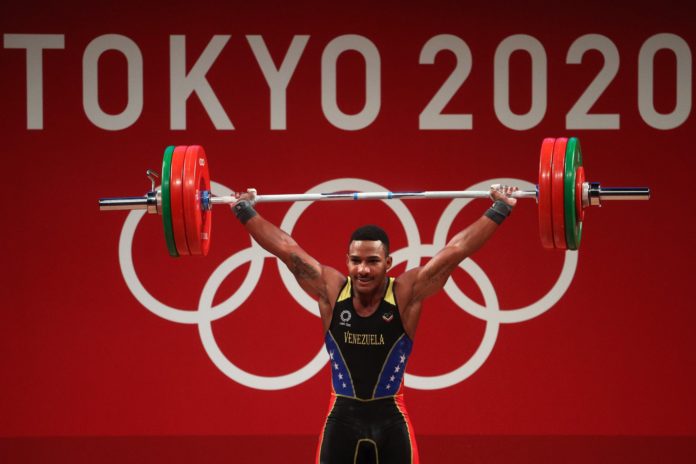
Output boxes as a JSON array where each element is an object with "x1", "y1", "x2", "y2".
[{"x1": 316, "y1": 277, "x2": 419, "y2": 464}]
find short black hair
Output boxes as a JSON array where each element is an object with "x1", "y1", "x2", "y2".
[{"x1": 349, "y1": 224, "x2": 390, "y2": 255}]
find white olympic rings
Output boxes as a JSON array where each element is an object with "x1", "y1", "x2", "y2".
[{"x1": 119, "y1": 178, "x2": 577, "y2": 391}]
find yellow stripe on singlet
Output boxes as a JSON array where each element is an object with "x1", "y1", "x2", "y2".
[
  {"x1": 337, "y1": 277, "x2": 395, "y2": 304},
  {"x1": 337, "y1": 278, "x2": 352, "y2": 302},
  {"x1": 384, "y1": 277, "x2": 395, "y2": 305}
]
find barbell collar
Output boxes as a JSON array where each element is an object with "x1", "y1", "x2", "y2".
[
  {"x1": 99, "y1": 196, "x2": 149, "y2": 211},
  {"x1": 588, "y1": 183, "x2": 651, "y2": 206},
  {"x1": 99, "y1": 190, "x2": 161, "y2": 212},
  {"x1": 599, "y1": 187, "x2": 651, "y2": 201}
]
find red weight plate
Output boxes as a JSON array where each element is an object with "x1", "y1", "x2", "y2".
[
  {"x1": 182, "y1": 145, "x2": 212, "y2": 256},
  {"x1": 170, "y1": 145, "x2": 190, "y2": 256},
  {"x1": 551, "y1": 138, "x2": 568, "y2": 249},
  {"x1": 198, "y1": 147, "x2": 212, "y2": 256},
  {"x1": 576, "y1": 165, "x2": 585, "y2": 222},
  {"x1": 538, "y1": 138, "x2": 556, "y2": 249}
]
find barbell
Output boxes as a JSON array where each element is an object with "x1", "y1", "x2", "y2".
[{"x1": 99, "y1": 137, "x2": 650, "y2": 257}]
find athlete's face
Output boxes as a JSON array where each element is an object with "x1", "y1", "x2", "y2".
[{"x1": 346, "y1": 240, "x2": 392, "y2": 295}]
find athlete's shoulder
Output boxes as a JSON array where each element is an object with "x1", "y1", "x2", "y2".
[
  {"x1": 394, "y1": 267, "x2": 421, "y2": 288},
  {"x1": 321, "y1": 266, "x2": 346, "y2": 288},
  {"x1": 393, "y1": 267, "x2": 421, "y2": 307}
]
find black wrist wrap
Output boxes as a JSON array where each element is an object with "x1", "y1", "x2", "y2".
[
  {"x1": 233, "y1": 200, "x2": 257, "y2": 224},
  {"x1": 484, "y1": 200, "x2": 512, "y2": 225}
]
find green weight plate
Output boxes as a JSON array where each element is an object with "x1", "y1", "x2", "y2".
[
  {"x1": 161, "y1": 145, "x2": 179, "y2": 257},
  {"x1": 564, "y1": 137, "x2": 583, "y2": 250}
]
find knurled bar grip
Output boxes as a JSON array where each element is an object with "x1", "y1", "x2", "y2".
[{"x1": 210, "y1": 190, "x2": 540, "y2": 205}]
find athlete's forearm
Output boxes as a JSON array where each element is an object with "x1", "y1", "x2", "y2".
[
  {"x1": 243, "y1": 214, "x2": 299, "y2": 261},
  {"x1": 241, "y1": 213, "x2": 322, "y2": 283},
  {"x1": 445, "y1": 215, "x2": 500, "y2": 259},
  {"x1": 410, "y1": 215, "x2": 501, "y2": 301}
]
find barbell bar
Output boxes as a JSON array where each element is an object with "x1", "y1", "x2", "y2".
[{"x1": 98, "y1": 137, "x2": 651, "y2": 256}]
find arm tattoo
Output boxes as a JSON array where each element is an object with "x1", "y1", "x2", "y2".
[{"x1": 289, "y1": 253, "x2": 320, "y2": 280}]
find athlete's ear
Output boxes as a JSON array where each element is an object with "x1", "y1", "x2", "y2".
[{"x1": 386, "y1": 255, "x2": 393, "y2": 270}]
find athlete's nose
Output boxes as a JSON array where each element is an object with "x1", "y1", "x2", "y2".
[{"x1": 358, "y1": 262, "x2": 370, "y2": 275}]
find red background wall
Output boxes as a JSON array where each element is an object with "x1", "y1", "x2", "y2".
[{"x1": 1, "y1": 0, "x2": 694, "y2": 462}]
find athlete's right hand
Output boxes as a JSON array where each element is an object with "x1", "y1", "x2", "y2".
[{"x1": 234, "y1": 188, "x2": 258, "y2": 205}]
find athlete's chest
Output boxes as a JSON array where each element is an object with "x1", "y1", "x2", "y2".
[
  {"x1": 332, "y1": 302, "x2": 403, "y2": 350},
  {"x1": 330, "y1": 277, "x2": 403, "y2": 342},
  {"x1": 335, "y1": 302, "x2": 397, "y2": 329}
]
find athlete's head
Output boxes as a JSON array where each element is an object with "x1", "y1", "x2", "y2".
[
  {"x1": 349, "y1": 225, "x2": 390, "y2": 255},
  {"x1": 347, "y1": 225, "x2": 392, "y2": 295}
]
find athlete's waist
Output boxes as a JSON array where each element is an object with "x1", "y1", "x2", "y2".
[
  {"x1": 330, "y1": 391, "x2": 404, "y2": 403},
  {"x1": 327, "y1": 392, "x2": 409, "y2": 424}
]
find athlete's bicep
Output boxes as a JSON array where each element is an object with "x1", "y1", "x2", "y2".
[
  {"x1": 283, "y1": 247, "x2": 323, "y2": 295},
  {"x1": 286, "y1": 249, "x2": 322, "y2": 281},
  {"x1": 286, "y1": 249, "x2": 342, "y2": 301},
  {"x1": 399, "y1": 247, "x2": 460, "y2": 304}
]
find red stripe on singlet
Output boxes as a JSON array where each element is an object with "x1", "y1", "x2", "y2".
[
  {"x1": 394, "y1": 394, "x2": 420, "y2": 464},
  {"x1": 315, "y1": 393, "x2": 338, "y2": 464}
]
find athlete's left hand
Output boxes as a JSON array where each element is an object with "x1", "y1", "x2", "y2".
[{"x1": 489, "y1": 184, "x2": 518, "y2": 207}]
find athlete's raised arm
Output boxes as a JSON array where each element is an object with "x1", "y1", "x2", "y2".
[
  {"x1": 395, "y1": 185, "x2": 517, "y2": 337},
  {"x1": 232, "y1": 198, "x2": 344, "y2": 329}
]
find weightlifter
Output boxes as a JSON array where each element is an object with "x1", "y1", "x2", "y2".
[{"x1": 230, "y1": 185, "x2": 518, "y2": 464}]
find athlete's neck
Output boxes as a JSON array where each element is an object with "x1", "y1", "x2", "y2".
[{"x1": 352, "y1": 278, "x2": 387, "y2": 314}]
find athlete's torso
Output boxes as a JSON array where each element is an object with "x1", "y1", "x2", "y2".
[{"x1": 324, "y1": 277, "x2": 413, "y2": 400}]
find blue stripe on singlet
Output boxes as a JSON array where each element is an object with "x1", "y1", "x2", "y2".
[
  {"x1": 325, "y1": 331, "x2": 355, "y2": 397},
  {"x1": 374, "y1": 334, "x2": 413, "y2": 398}
]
